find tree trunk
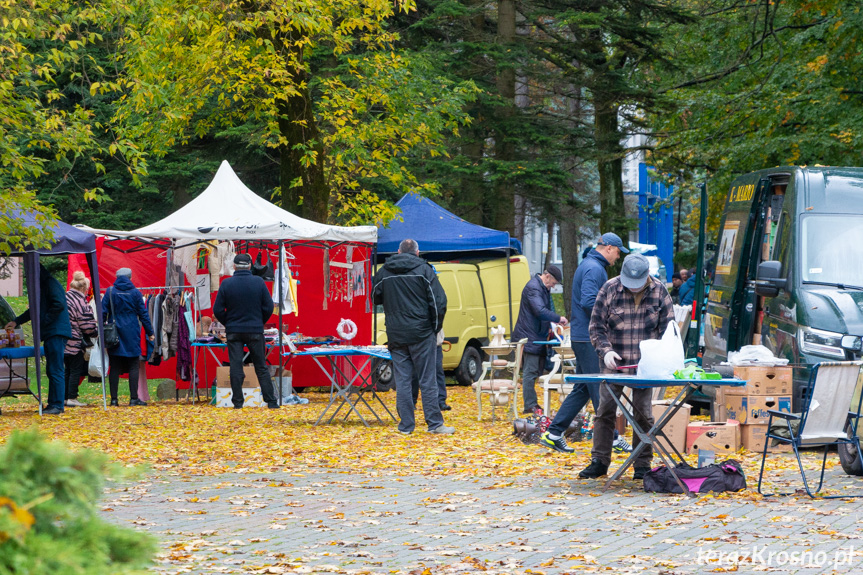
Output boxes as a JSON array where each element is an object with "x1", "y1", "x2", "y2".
[
  {"x1": 277, "y1": 68, "x2": 329, "y2": 223},
  {"x1": 559, "y1": 204, "x2": 580, "y2": 318},
  {"x1": 492, "y1": 0, "x2": 517, "y2": 235},
  {"x1": 595, "y1": 95, "x2": 628, "y2": 251}
]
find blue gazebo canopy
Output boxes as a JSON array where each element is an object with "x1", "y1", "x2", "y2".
[{"x1": 377, "y1": 193, "x2": 513, "y2": 257}]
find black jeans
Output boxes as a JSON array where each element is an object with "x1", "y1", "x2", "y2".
[
  {"x1": 226, "y1": 332, "x2": 276, "y2": 407},
  {"x1": 108, "y1": 355, "x2": 140, "y2": 402},
  {"x1": 64, "y1": 351, "x2": 88, "y2": 400}
]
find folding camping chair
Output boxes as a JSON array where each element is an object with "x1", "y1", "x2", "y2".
[{"x1": 757, "y1": 361, "x2": 863, "y2": 499}]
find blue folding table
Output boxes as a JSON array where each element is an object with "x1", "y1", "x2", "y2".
[
  {"x1": 285, "y1": 346, "x2": 396, "y2": 426},
  {"x1": 564, "y1": 373, "x2": 746, "y2": 496}
]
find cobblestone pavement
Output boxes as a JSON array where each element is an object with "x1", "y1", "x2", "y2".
[{"x1": 103, "y1": 465, "x2": 863, "y2": 575}]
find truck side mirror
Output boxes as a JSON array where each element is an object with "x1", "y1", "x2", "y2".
[{"x1": 755, "y1": 260, "x2": 786, "y2": 297}]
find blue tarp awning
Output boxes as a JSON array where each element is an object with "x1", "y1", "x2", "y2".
[{"x1": 377, "y1": 193, "x2": 512, "y2": 256}]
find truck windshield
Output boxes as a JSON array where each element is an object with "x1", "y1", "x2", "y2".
[{"x1": 802, "y1": 215, "x2": 863, "y2": 286}]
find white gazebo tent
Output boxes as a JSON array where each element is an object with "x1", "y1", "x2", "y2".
[
  {"x1": 82, "y1": 160, "x2": 376, "y2": 243},
  {"x1": 80, "y1": 160, "x2": 378, "y2": 401}
]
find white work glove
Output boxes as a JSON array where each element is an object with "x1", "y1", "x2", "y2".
[{"x1": 604, "y1": 351, "x2": 622, "y2": 370}]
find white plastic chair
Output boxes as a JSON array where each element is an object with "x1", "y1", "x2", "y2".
[{"x1": 472, "y1": 339, "x2": 526, "y2": 421}]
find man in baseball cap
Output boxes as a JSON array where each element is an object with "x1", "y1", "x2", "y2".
[
  {"x1": 597, "y1": 232, "x2": 630, "y2": 254},
  {"x1": 578, "y1": 252, "x2": 674, "y2": 481},
  {"x1": 212, "y1": 252, "x2": 279, "y2": 409}
]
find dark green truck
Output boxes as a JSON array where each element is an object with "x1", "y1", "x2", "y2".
[{"x1": 702, "y1": 167, "x2": 863, "y2": 422}]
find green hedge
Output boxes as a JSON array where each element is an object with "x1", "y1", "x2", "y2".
[{"x1": 0, "y1": 429, "x2": 156, "y2": 575}]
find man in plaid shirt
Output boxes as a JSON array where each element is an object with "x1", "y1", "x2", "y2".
[{"x1": 578, "y1": 253, "x2": 675, "y2": 480}]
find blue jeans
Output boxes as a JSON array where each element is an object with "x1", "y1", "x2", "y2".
[
  {"x1": 547, "y1": 341, "x2": 617, "y2": 440},
  {"x1": 44, "y1": 335, "x2": 67, "y2": 411},
  {"x1": 391, "y1": 334, "x2": 444, "y2": 433}
]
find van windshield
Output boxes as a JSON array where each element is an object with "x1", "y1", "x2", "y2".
[{"x1": 802, "y1": 215, "x2": 863, "y2": 287}]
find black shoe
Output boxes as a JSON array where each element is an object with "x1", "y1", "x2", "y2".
[
  {"x1": 578, "y1": 459, "x2": 609, "y2": 479},
  {"x1": 233, "y1": 404, "x2": 243, "y2": 409},
  {"x1": 42, "y1": 406, "x2": 63, "y2": 415},
  {"x1": 539, "y1": 432, "x2": 575, "y2": 454},
  {"x1": 129, "y1": 399, "x2": 148, "y2": 406},
  {"x1": 633, "y1": 467, "x2": 651, "y2": 480},
  {"x1": 440, "y1": 404, "x2": 452, "y2": 411},
  {"x1": 110, "y1": 399, "x2": 119, "y2": 407},
  {"x1": 267, "y1": 403, "x2": 280, "y2": 409}
]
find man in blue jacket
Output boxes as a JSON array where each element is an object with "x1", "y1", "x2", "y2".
[
  {"x1": 5, "y1": 264, "x2": 72, "y2": 414},
  {"x1": 540, "y1": 232, "x2": 630, "y2": 453},
  {"x1": 213, "y1": 253, "x2": 278, "y2": 409},
  {"x1": 511, "y1": 265, "x2": 568, "y2": 415}
]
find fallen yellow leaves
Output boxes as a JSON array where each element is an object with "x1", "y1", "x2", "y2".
[{"x1": 0, "y1": 386, "x2": 822, "y2": 490}]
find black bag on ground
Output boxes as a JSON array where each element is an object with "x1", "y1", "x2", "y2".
[{"x1": 643, "y1": 459, "x2": 746, "y2": 494}]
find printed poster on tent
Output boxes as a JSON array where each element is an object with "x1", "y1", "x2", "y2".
[{"x1": 351, "y1": 261, "x2": 366, "y2": 299}]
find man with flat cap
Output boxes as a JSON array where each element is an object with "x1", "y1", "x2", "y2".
[
  {"x1": 511, "y1": 264, "x2": 568, "y2": 416},
  {"x1": 578, "y1": 253, "x2": 675, "y2": 480},
  {"x1": 213, "y1": 253, "x2": 279, "y2": 409}
]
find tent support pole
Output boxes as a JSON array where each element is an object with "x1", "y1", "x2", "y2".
[
  {"x1": 277, "y1": 239, "x2": 285, "y2": 404},
  {"x1": 24, "y1": 255, "x2": 42, "y2": 416},
  {"x1": 506, "y1": 248, "x2": 513, "y2": 335},
  {"x1": 87, "y1": 251, "x2": 108, "y2": 410},
  {"x1": 372, "y1": 244, "x2": 377, "y2": 344}
]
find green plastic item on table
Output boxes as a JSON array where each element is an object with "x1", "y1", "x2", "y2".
[{"x1": 673, "y1": 365, "x2": 723, "y2": 380}]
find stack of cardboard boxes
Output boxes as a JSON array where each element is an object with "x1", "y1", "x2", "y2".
[{"x1": 725, "y1": 365, "x2": 793, "y2": 452}]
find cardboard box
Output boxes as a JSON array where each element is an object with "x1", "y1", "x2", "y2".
[
  {"x1": 686, "y1": 420, "x2": 740, "y2": 454},
  {"x1": 651, "y1": 400, "x2": 692, "y2": 455},
  {"x1": 216, "y1": 365, "x2": 259, "y2": 388},
  {"x1": 725, "y1": 394, "x2": 792, "y2": 425},
  {"x1": 728, "y1": 366, "x2": 793, "y2": 396},
  {"x1": 740, "y1": 424, "x2": 793, "y2": 453},
  {"x1": 214, "y1": 387, "x2": 265, "y2": 407}
]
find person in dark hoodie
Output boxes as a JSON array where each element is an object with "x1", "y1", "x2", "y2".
[
  {"x1": 213, "y1": 254, "x2": 279, "y2": 409},
  {"x1": 5, "y1": 264, "x2": 73, "y2": 414},
  {"x1": 540, "y1": 233, "x2": 631, "y2": 454},
  {"x1": 103, "y1": 268, "x2": 155, "y2": 406},
  {"x1": 373, "y1": 239, "x2": 452, "y2": 434}
]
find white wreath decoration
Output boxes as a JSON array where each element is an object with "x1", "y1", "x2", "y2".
[{"x1": 337, "y1": 318, "x2": 358, "y2": 341}]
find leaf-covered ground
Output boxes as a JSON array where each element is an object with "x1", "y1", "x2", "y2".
[{"x1": 0, "y1": 384, "x2": 837, "y2": 495}]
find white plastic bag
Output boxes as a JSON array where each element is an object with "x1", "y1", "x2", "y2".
[
  {"x1": 88, "y1": 340, "x2": 108, "y2": 378},
  {"x1": 637, "y1": 321, "x2": 685, "y2": 379}
]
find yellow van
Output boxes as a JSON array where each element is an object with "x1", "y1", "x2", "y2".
[{"x1": 374, "y1": 255, "x2": 531, "y2": 385}]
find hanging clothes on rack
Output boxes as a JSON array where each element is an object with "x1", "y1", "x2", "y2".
[
  {"x1": 176, "y1": 300, "x2": 192, "y2": 382},
  {"x1": 195, "y1": 245, "x2": 212, "y2": 309},
  {"x1": 272, "y1": 245, "x2": 298, "y2": 316}
]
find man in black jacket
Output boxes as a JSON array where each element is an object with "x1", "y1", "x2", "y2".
[
  {"x1": 213, "y1": 253, "x2": 278, "y2": 409},
  {"x1": 511, "y1": 265, "x2": 568, "y2": 415},
  {"x1": 373, "y1": 239, "x2": 453, "y2": 434}
]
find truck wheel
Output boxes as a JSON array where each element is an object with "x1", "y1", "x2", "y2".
[
  {"x1": 455, "y1": 346, "x2": 482, "y2": 386},
  {"x1": 373, "y1": 359, "x2": 394, "y2": 392},
  {"x1": 839, "y1": 422, "x2": 863, "y2": 476}
]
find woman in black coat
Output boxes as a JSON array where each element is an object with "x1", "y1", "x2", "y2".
[{"x1": 103, "y1": 268, "x2": 155, "y2": 406}]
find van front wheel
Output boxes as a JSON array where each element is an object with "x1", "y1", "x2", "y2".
[
  {"x1": 839, "y1": 422, "x2": 863, "y2": 476},
  {"x1": 455, "y1": 346, "x2": 482, "y2": 386}
]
